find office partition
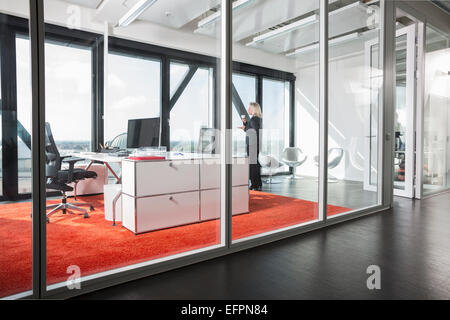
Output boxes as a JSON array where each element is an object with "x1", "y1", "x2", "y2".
[
  {"x1": 2, "y1": 0, "x2": 448, "y2": 300},
  {"x1": 0, "y1": 0, "x2": 33, "y2": 300}
]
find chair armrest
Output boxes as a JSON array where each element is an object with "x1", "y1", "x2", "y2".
[
  {"x1": 62, "y1": 157, "x2": 85, "y2": 182},
  {"x1": 61, "y1": 156, "x2": 84, "y2": 163}
]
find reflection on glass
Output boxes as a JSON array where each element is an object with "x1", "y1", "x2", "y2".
[
  {"x1": 42, "y1": 0, "x2": 223, "y2": 291},
  {"x1": 327, "y1": 0, "x2": 381, "y2": 215},
  {"x1": 423, "y1": 25, "x2": 450, "y2": 195},
  {"x1": 394, "y1": 34, "x2": 408, "y2": 191},
  {"x1": 0, "y1": 0, "x2": 32, "y2": 299},
  {"x1": 170, "y1": 65, "x2": 214, "y2": 152},
  {"x1": 231, "y1": 0, "x2": 321, "y2": 241},
  {"x1": 261, "y1": 78, "x2": 290, "y2": 174},
  {"x1": 105, "y1": 52, "x2": 161, "y2": 144},
  {"x1": 233, "y1": 73, "x2": 256, "y2": 155}
]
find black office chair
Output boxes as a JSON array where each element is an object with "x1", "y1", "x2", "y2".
[{"x1": 45, "y1": 123, "x2": 97, "y2": 223}]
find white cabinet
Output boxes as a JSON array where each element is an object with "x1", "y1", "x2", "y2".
[
  {"x1": 200, "y1": 187, "x2": 249, "y2": 221},
  {"x1": 121, "y1": 156, "x2": 249, "y2": 234},
  {"x1": 122, "y1": 192, "x2": 200, "y2": 234},
  {"x1": 123, "y1": 160, "x2": 199, "y2": 197},
  {"x1": 200, "y1": 189, "x2": 220, "y2": 221}
]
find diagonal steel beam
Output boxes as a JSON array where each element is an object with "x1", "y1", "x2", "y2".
[{"x1": 169, "y1": 65, "x2": 198, "y2": 111}]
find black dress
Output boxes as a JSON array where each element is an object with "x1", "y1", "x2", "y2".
[{"x1": 244, "y1": 116, "x2": 262, "y2": 189}]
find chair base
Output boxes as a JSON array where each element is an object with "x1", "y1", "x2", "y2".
[
  {"x1": 46, "y1": 193, "x2": 94, "y2": 223},
  {"x1": 286, "y1": 174, "x2": 304, "y2": 180},
  {"x1": 264, "y1": 177, "x2": 282, "y2": 184}
]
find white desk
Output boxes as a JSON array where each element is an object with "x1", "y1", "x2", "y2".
[
  {"x1": 71, "y1": 152, "x2": 124, "y2": 183},
  {"x1": 121, "y1": 153, "x2": 249, "y2": 234}
]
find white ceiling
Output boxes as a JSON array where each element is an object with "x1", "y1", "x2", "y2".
[
  {"x1": 62, "y1": 0, "x2": 103, "y2": 9},
  {"x1": 94, "y1": 0, "x2": 220, "y2": 28},
  {"x1": 247, "y1": 2, "x2": 375, "y2": 54},
  {"x1": 195, "y1": 0, "x2": 340, "y2": 42},
  {"x1": 139, "y1": 0, "x2": 221, "y2": 29},
  {"x1": 57, "y1": 0, "x2": 385, "y2": 61}
]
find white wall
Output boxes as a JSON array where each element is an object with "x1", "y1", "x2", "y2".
[{"x1": 295, "y1": 52, "x2": 371, "y2": 182}]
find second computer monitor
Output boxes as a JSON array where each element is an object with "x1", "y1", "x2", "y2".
[{"x1": 127, "y1": 118, "x2": 161, "y2": 149}]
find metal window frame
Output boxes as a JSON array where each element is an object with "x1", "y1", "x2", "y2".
[
  {"x1": 0, "y1": 12, "x2": 102, "y2": 202},
  {"x1": 1, "y1": 0, "x2": 415, "y2": 300}
]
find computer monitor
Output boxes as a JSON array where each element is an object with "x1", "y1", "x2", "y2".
[{"x1": 127, "y1": 118, "x2": 161, "y2": 149}]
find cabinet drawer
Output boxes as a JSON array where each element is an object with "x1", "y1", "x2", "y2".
[
  {"x1": 200, "y1": 186, "x2": 249, "y2": 222},
  {"x1": 133, "y1": 191, "x2": 200, "y2": 234},
  {"x1": 199, "y1": 157, "x2": 249, "y2": 190},
  {"x1": 232, "y1": 186, "x2": 249, "y2": 215},
  {"x1": 200, "y1": 162, "x2": 220, "y2": 190},
  {"x1": 128, "y1": 160, "x2": 199, "y2": 197},
  {"x1": 200, "y1": 189, "x2": 220, "y2": 221},
  {"x1": 232, "y1": 159, "x2": 249, "y2": 186}
]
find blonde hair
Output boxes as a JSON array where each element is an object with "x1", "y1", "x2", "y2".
[{"x1": 250, "y1": 102, "x2": 262, "y2": 118}]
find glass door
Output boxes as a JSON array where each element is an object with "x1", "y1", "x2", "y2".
[
  {"x1": 365, "y1": 24, "x2": 416, "y2": 198},
  {"x1": 393, "y1": 25, "x2": 416, "y2": 198}
]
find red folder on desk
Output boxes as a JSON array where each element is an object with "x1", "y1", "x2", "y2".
[{"x1": 128, "y1": 156, "x2": 166, "y2": 161}]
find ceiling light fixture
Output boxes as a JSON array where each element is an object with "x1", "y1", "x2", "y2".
[
  {"x1": 286, "y1": 32, "x2": 363, "y2": 57},
  {"x1": 247, "y1": 14, "x2": 319, "y2": 46},
  {"x1": 118, "y1": 0, "x2": 158, "y2": 27},
  {"x1": 197, "y1": 0, "x2": 254, "y2": 29}
]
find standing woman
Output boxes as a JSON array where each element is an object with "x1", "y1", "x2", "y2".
[{"x1": 241, "y1": 102, "x2": 262, "y2": 190}]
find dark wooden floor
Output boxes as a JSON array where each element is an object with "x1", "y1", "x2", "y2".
[{"x1": 76, "y1": 192, "x2": 450, "y2": 300}]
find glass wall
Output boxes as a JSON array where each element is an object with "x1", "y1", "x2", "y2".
[
  {"x1": 232, "y1": 73, "x2": 256, "y2": 155},
  {"x1": 43, "y1": 0, "x2": 222, "y2": 292},
  {"x1": 0, "y1": 0, "x2": 415, "y2": 299},
  {"x1": 261, "y1": 78, "x2": 290, "y2": 173},
  {"x1": 0, "y1": 0, "x2": 32, "y2": 299},
  {"x1": 227, "y1": 0, "x2": 320, "y2": 241},
  {"x1": 327, "y1": 0, "x2": 381, "y2": 215},
  {"x1": 422, "y1": 25, "x2": 450, "y2": 195},
  {"x1": 105, "y1": 52, "x2": 161, "y2": 145},
  {"x1": 170, "y1": 63, "x2": 214, "y2": 152}
]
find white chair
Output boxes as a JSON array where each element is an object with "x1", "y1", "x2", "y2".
[
  {"x1": 259, "y1": 153, "x2": 282, "y2": 184},
  {"x1": 314, "y1": 148, "x2": 344, "y2": 182},
  {"x1": 281, "y1": 147, "x2": 308, "y2": 180}
]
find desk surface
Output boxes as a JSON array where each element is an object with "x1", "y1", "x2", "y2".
[
  {"x1": 71, "y1": 152, "x2": 125, "y2": 163},
  {"x1": 72, "y1": 152, "x2": 248, "y2": 164}
]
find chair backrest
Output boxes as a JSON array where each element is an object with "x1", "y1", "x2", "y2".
[
  {"x1": 282, "y1": 147, "x2": 305, "y2": 162},
  {"x1": 45, "y1": 123, "x2": 62, "y2": 179},
  {"x1": 328, "y1": 148, "x2": 344, "y2": 168},
  {"x1": 259, "y1": 153, "x2": 280, "y2": 169},
  {"x1": 109, "y1": 133, "x2": 127, "y2": 149},
  {"x1": 198, "y1": 128, "x2": 219, "y2": 154}
]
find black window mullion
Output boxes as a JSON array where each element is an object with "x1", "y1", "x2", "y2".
[
  {"x1": 92, "y1": 37, "x2": 104, "y2": 151},
  {"x1": 1, "y1": 25, "x2": 19, "y2": 200},
  {"x1": 161, "y1": 56, "x2": 170, "y2": 150}
]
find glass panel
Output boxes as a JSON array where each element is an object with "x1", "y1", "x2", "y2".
[
  {"x1": 327, "y1": 0, "x2": 381, "y2": 215},
  {"x1": 232, "y1": 73, "x2": 256, "y2": 155},
  {"x1": 170, "y1": 64, "x2": 214, "y2": 153},
  {"x1": 229, "y1": 0, "x2": 320, "y2": 242},
  {"x1": 16, "y1": 36, "x2": 33, "y2": 194},
  {"x1": 170, "y1": 62, "x2": 189, "y2": 98},
  {"x1": 105, "y1": 52, "x2": 161, "y2": 144},
  {"x1": 0, "y1": 0, "x2": 32, "y2": 299},
  {"x1": 423, "y1": 25, "x2": 450, "y2": 195},
  {"x1": 261, "y1": 78, "x2": 290, "y2": 174},
  {"x1": 394, "y1": 34, "x2": 408, "y2": 191},
  {"x1": 44, "y1": 0, "x2": 222, "y2": 291}
]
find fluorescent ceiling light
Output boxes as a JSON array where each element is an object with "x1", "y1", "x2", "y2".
[
  {"x1": 197, "y1": 0, "x2": 254, "y2": 29},
  {"x1": 118, "y1": 0, "x2": 158, "y2": 27},
  {"x1": 247, "y1": 14, "x2": 319, "y2": 46},
  {"x1": 286, "y1": 32, "x2": 362, "y2": 57}
]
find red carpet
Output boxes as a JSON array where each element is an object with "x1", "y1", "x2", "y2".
[{"x1": 0, "y1": 191, "x2": 349, "y2": 298}]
